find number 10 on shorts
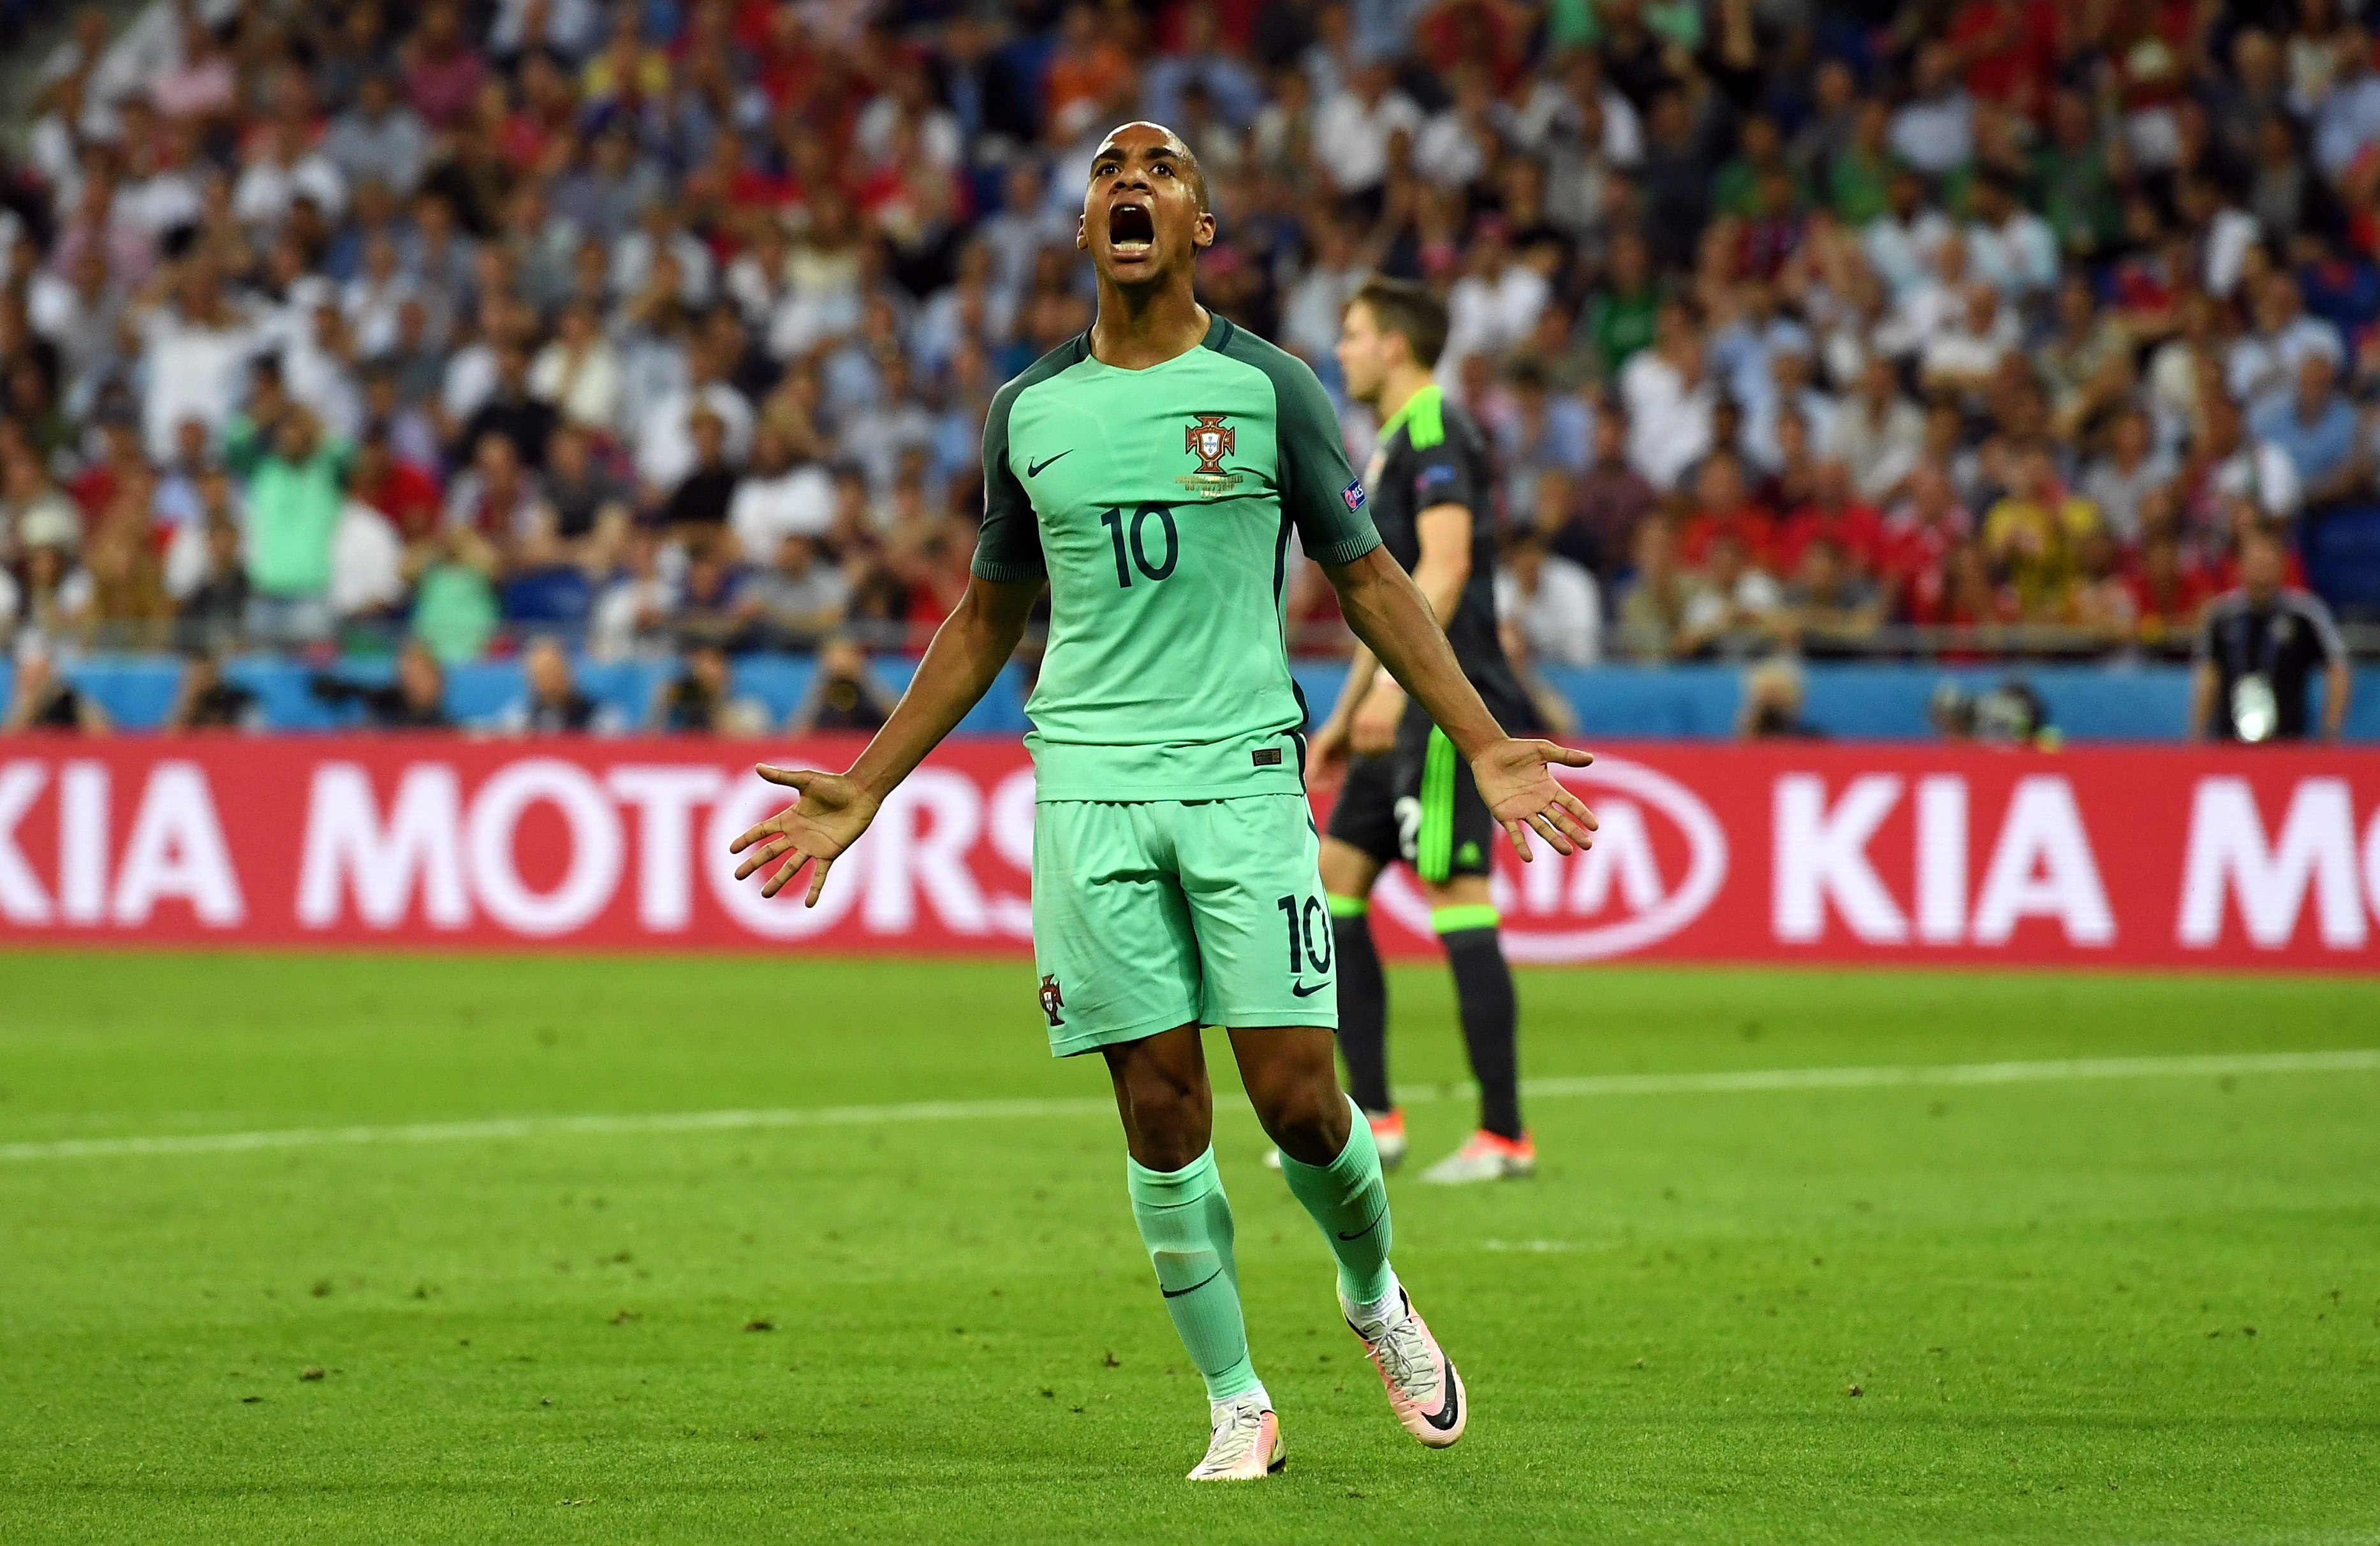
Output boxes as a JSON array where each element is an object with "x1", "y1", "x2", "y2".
[{"x1": 1275, "y1": 894, "x2": 1335, "y2": 976}]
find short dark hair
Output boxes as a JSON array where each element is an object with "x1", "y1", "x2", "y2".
[{"x1": 1351, "y1": 275, "x2": 1450, "y2": 370}]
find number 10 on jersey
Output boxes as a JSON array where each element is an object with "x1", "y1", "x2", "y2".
[{"x1": 1100, "y1": 503, "x2": 1179, "y2": 586}]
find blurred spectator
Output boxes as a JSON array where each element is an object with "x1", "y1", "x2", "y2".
[
  {"x1": 1559, "y1": 407, "x2": 1657, "y2": 577},
  {"x1": 1677, "y1": 528, "x2": 1786, "y2": 659},
  {"x1": 1932, "y1": 679, "x2": 2057, "y2": 747},
  {"x1": 1983, "y1": 449, "x2": 2103, "y2": 621},
  {"x1": 650, "y1": 644, "x2": 768, "y2": 735},
  {"x1": 1834, "y1": 358, "x2": 1927, "y2": 505},
  {"x1": 10, "y1": 499, "x2": 93, "y2": 649},
  {"x1": 406, "y1": 529, "x2": 501, "y2": 664},
  {"x1": 1497, "y1": 531, "x2": 1601, "y2": 667},
  {"x1": 788, "y1": 637, "x2": 897, "y2": 733},
  {"x1": 309, "y1": 642, "x2": 452, "y2": 729},
  {"x1": 1737, "y1": 657, "x2": 1819, "y2": 739},
  {"x1": 1615, "y1": 517, "x2": 1691, "y2": 658},
  {"x1": 2079, "y1": 408, "x2": 2176, "y2": 545},
  {"x1": 2251, "y1": 353, "x2": 2365, "y2": 513},
  {"x1": 492, "y1": 637, "x2": 621, "y2": 735},
  {"x1": 5, "y1": 641, "x2": 109, "y2": 733},
  {"x1": 527, "y1": 302, "x2": 621, "y2": 433},
  {"x1": 2191, "y1": 524, "x2": 2353, "y2": 742},
  {"x1": 747, "y1": 536, "x2": 851, "y2": 651},
  {"x1": 162, "y1": 653, "x2": 263, "y2": 732},
  {"x1": 224, "y1": 391, "x2": 351, "y2": 651},
  {"x1": 1783, "y1": 539, "x2": 1886, "y2": 658}
]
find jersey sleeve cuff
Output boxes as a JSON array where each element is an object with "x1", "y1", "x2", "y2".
[
  {"x1": 1309, "y1": 530, "x2": 1383, "y2": 566},
  {"x1": 971, "y1": 557, "x2": 1048, "y2": 582}
]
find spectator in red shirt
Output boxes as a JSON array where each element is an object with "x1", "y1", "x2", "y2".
[
  {"x1": 1881, "y1": 464, "x2": 1973, "y2": 621},
  {"x1": 400, "y1": 2, "x2": 487, "y2": 131},
  {"x1": 2127, "y1": 529, "x2": 2216, "y2": 654},
  {"x1": 1948, "y1": 0, "x2": 2059, "y2": 118},
  {"x1": 349, "y1": 428, "x2": 443, "y2": 547},
  {"x1": 1678, "y1": 452, "x2": 1778, "y2": 571},
  {"x1": 1778, "y1": 458, "x2": 1888, "y2": 578}
]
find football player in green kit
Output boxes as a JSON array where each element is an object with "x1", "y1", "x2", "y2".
[{"x1": 729, "y1": 122, "x2": 1596, "y2": 1482}]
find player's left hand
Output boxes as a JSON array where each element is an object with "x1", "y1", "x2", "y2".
[
  {"x1": 728, "y1": 765, "x2": 882, "y2": 906},
  {"x1": 1471, "y1": 739, "x2": 1598, "y2": 861}
]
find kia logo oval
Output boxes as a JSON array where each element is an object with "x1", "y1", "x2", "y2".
[{"x1": 1372, "y1": 756, "x2": 1728, "y2": 962}]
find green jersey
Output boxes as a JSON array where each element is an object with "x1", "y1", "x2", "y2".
[{"x1": 973, "y1": 314, "x2": 1382, "y2": 801}]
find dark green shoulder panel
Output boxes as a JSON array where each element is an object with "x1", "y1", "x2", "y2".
[
  {"x1": 1208, "y1": 321, "x2": 1382, "y2": 566},
  {"x1": 972, "y1": 335, "x2": 1091, "y2": 583}
]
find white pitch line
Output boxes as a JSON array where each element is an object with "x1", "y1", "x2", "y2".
[{"x1": 1, "y1": 1049, "x2": 2374, "y2": 1165}]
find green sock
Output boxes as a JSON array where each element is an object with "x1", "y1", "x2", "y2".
[
  {"x1": 1127, "y1": 1149, "x2": 1261, "y2": 1402},
  {"x1": 1277, "y1": 1096, "x2": 1395, "y2": 1304}
]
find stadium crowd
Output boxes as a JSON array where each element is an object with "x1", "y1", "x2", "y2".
[{"x1": 0, "y1": 0, "x2": 2374, "y2": 733}]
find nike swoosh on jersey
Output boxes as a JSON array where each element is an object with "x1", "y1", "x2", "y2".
[
  {"x1": 1291, "y1": 980, "x2": 1329, "y2": 998},
  {"x1": 1161, "y1": 1268, "x2": 1224, "y2": 1299},
  {"x1": 1025, "y1": 450, "x2": 1073, "y2": 477}
]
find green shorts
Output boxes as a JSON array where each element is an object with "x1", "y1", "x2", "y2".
[{"x1": 1030, "y1": 793, "x2": 1339, "y2": 1056}]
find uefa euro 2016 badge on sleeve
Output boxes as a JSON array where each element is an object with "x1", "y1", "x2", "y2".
[{"x1": 2231, "y1": 672, "x2": 2278, "y2": 742}]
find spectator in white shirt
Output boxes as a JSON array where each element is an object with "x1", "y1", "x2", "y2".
[
  {"x1": 1873, "y1": 230, "x2": 1974, "y2": 360},
  {"x1": 1887, "y1": 41, "x2": 1974, "y2": 175},
  {"x1": 1963, "y1": 172, "x2": 2058, "y2": 298},
  {"x1": 1414, "y1": 64, "x2": 1504, "y2": 190},
  {"x1": 2224, "y1": 270, "x2": 2345, "y2": 408},
  {"x1": 138, "y1": 260, "x2": 259, "y2": 461},
  {"x1": 1443, "y1": 221, "x2": 1553, "y2": 376},
  {"x1": 1920, "y1": 283, "x2": 2018, "y2": 397},
  {"x1": 2078, "y1": 406, "x2": 2177, "y2": 542},
  {"x1": 1497, "y1": 531, "x2": 1602, "y2": 666},
  {"x1": 1312, "y1": 61, "x2": 1423, "y2": 196},
  {"x1": 1863, "y1": 166, "x2": 1953, "y2": 299},
  {"x1": 322, "y1": 73, "x2": 427, "y2": 199},
  {"x1": 231, "y1": 119, "x2": 347, "y2": 232},
  {"x1": 342, "y1": 230, "x2": 419, "y2": 358},
  {"x1": 1620, "y1": 300, "x2": 1719, "y2": 491},
  {"x1": 527, "y1": 300, "x2": 624, "y2": 433},
  {"x1": 1833, "y1": 356, "x2": 1929, "y2": 503},
  {"x1": 635, "y1": 339, "x2": 753, "y2": 494},
  {"x1": 330, "y1": 496, "x2": 406, "y2": 619},
  {"x1": 728, "y1": 426, "x2": 837, "y2": 563},
  {"x1": 610, "y1": 203, "x2": 715, "y2": 309}
]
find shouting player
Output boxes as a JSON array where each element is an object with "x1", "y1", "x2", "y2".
[
  {"x1": 1304, "y1": 277, "x2": 1544, "y2": 1184},
  {"x1": 729, "y1": 123, "x2": 1596, "y2": 1483}
]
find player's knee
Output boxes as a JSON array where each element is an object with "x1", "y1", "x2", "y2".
[
  {"x1": 1116, "y1": 1062, "x2": 1213, "y2": 1170},
  {"x1": 1254, "y1": 1070, "x2": 1351, "y2": 1166}
]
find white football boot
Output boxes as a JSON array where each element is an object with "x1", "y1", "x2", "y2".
[
  {"x1": 1344, "y1": 1284, "x2": 1466, "y2": 1448},
  {"x1": 1418, "y1": 1129, "x2": 1536, "y2": 1184},
  {"x1": 1185, "y1": 1395, "x2": 1284, "y2": 1481}
]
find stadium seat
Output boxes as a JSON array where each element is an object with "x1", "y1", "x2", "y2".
[{"x1": 2301, "y1": 504, "x2": 2380, "y2": 622}]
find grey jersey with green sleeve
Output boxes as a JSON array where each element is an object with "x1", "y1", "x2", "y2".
[{"x1": 973, "y1": 314, "x2": 1383, "y2": 800}]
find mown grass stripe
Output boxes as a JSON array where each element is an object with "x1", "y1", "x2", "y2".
[{"x1": 3, "y1": 1049, "x2": 2372, "y2": 1164}]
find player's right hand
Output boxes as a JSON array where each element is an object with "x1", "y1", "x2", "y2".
[
  {"x1": 729, "y1": 765, "x2": 881, "y2": 906},
  {"x1": 1473, "y1": 739, "x2": 1598, "y2": 861}
]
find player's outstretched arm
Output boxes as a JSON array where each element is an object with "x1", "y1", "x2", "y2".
[
  {"x1": 1320, "y1": 545, "x2": 1599, "y2": 861},
  {"x1": 730, "y1": 575, "x2": 1043, "y2": 904}
]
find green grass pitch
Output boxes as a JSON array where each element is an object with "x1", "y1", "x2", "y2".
[{"x1": 2, "y1": 952, "x2": 2376, "y2": 1543}]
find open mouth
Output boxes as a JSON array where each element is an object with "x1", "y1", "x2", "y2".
[{"x1": 1107, "y1": 202, "x2": 1155, "y2": 255}]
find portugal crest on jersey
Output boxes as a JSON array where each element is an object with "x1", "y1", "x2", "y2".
[
  {"x1": 1186, "y1": 413, "x2": 1235, "y2": 473},
  {"x1": 1178, "y1": 414, "x2": 1243, "y2": 498},
  {"x1": 1038, "y1": 974, "x2": 1066, "y2": 1027}
]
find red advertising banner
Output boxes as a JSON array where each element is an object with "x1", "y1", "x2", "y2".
[{"x1": 1, "y1": 735, "x2": 2377, "y2": 970}]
